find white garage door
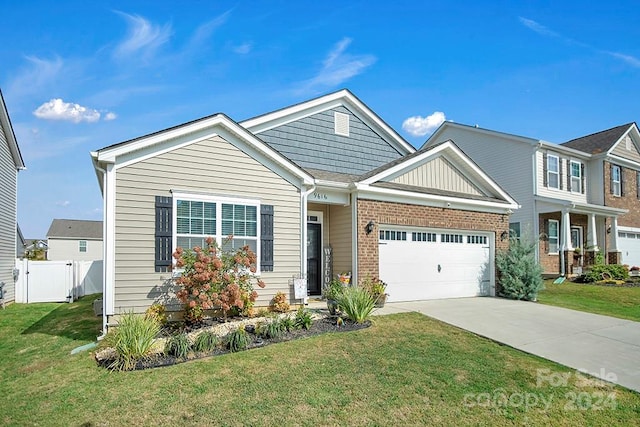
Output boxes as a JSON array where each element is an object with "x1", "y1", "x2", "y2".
[
  {"x1": 618, "y1": 230, "x2": 640, "y2": 268},
  {"x1": 378, "y1": 228, "x2": 493, "y2": 302}
]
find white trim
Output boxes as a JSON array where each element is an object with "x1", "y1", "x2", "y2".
[
  {"x1": 104, "y1": 164, "x2": 116, "y2": 316},
  {"x1": 569, "y1": 159, "x2": 582, "y2": 193},
  {"x1": 548, "y1": 219, "x2": 560, "y2": 254},
  {"x1": 241, "y1": 89, "x2": 415, "y2": 155},
  {"x1": 351, "y1": 192, "x2": 358, "y2": 286},
  {"x1": 607, "y1": 154, "x2": 640, "y2": 171},
  {"x1": 360, "y1": 140, "x2": 518, "y2": 209},
  {"x1": 547, "y1": 153, "x2": 560, "y2": 190},
  {"x1": 171, "y1": 192, "x2": 261, "y2": 273},
  {"x1": 611, "y1": 164, "x2": 622, "y2": 196}
]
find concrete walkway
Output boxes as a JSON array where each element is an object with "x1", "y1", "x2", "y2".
[{"x1": 372, "y1": 297, "x2": 640, "y2": 393}]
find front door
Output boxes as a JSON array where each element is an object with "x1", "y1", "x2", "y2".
[{"x1": 307, "y1": 223, "x2": 322, "y2": 295}]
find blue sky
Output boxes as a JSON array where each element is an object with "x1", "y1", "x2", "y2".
[{"x1": 2, "y1": 1, "x2": 640, "y2": 238}]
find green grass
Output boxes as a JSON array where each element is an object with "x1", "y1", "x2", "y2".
[
  {"x1": 1, "y1": 295, "x2": 640, "y2": 426},
  {"x1": 538, "y1": 280, "x2": 640, "y2": 321}
]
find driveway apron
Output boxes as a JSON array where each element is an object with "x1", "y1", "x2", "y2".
[{"x1": 373, "y1": 297, "x2": 640, "y2": 393}]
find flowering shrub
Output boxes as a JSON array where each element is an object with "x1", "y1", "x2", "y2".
[
  {"x1": 269, "y1": 291, "x2": 290, "y2": 313},
  {"x1": 173, "y1": 237, "x2": 266, "y2": 324}
]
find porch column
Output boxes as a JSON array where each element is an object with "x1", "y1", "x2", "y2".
[
  {"x1": 587, "y1": 213, "x2": 598, "y2": 251},
  {"x1": 562, "y1": 210, "x2": 573, "y2": 250},
  {"x1": 609, "y1": 217, "x2": 619, "y2": 251}
]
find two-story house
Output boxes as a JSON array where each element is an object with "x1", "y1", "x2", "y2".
[{"x1": 424, "y1": 122, "x2": 639, "y2": 275}]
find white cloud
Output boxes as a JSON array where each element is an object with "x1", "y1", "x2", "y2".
[
  {"x1": 402, "y1": 112, "x2": 446, "y2": 137},
  {"x1": 56, "y1": 200, "x2": 70, "y2": 207},
  {"x1": 233, "y1": 42, "x2": 253, "y2": 54},
  {"x1": 604, "y1": 51, "x2": 640, "y2": 68},
  {"x1": 113, "y1": 12, "x2": 172, "y2": 60},
  {"x1": 6, "y1": 55, "x2": 64, "y2": 99},
  {"x1": 33, "y1": 98, "x2": 101, "y2": 123},
  {"x1": 518, "y1": 17, "x2": 560, "y2": 38},
  {"x1": 296, "y1": 37, "x2": 376, "y2": 94},
  {"x1": 103, "y1": 111, "x2": 118, "y2": 121},
  {"x1": 190, "y1": 11, "x2": 231, "y2": 46}
]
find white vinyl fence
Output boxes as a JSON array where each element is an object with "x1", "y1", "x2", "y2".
[{"x1": 14, "y1": 259, "x2": 103, "y2": 303}]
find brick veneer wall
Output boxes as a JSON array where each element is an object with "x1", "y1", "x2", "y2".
[
  {"x1": 604, "y1": 161, "x2": 640, "y2": 228},
  {"x1": 356, "y1": 199, "x2": 510, "y2": 291}
]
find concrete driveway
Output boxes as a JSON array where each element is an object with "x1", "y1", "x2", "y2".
[{"x1": 373, "y1": 297, "x2": 640, "y2": 393}]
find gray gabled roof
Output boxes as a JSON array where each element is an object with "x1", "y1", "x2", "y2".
[
  {"x1": 47, "y1": 219, "x2": 103, "y2": 239},
  {"x1": 561, "y1": 123, "x2": 634, "y2": 154}
]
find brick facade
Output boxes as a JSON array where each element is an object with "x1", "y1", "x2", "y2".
[
  {"x1": 604, "y1": 160, "x2": 640, "y2": 228},
  {"x1": 356, "y1": 199, "x2": 510, "y2": 287}
]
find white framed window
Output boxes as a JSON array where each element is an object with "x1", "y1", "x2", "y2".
[
  {"x1": 548, "y1": 220, "x2": 559, "y2": 254},
  {"x1": 547, "y1": 154, "x2": 559, "y2": 189},
  {"x1": 379, "y1": 230, "x2": 407, "y2": 241},
  {"x1": 173, "y1": 193, "x2": 260, "y2": 267},
  {"x1": 79, "y1": 240, "x2": 87, "y2": 253},
  {"x1": 612, "y1": 165, "x2": 621, "y2": 196},
  {"x1": 570, "y1": 161, "x2": 581, "y2": 193}
]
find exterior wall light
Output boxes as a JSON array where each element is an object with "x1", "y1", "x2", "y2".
[{"x1": 365, "y1": 220, "x2": 375, "y2": 235}]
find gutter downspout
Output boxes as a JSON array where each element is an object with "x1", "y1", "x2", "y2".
[
  {"x1": 301, "y1": 183, "x2": 316, "y2": 302},
  {"x1": 93, "y1": 160, "x2": 109, "y2": 340}
]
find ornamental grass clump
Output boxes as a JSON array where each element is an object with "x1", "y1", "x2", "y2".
[
  {"x1": 226, "y1": 325, "x2": 250, "y2": 352},
  {"x1": 337, "y1": 286, "x2": 375, "y2": 323},
  {"x1": 173, "y1": 236, "x2": 266, "y2": 324},
  {"x1": 193, "y1": 331, "x2": 219, "y2": 353},
  {"x1": 105, "y1": 312, "x2": 161, "y2": 371},
  {"x1": 165, "y1": 333, "x2": 191, "y2": 359}
]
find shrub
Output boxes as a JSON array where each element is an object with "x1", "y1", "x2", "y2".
[
  {"x1": 105, "y1": 312, "x2": 160, "y2": 371},
  {"x1": 193, "y1": 331, "x2": 219, "y2": 353},
  {"x1": 257, "y1": 318, "x2": 284, "y2": 339},
  {"x1": 269, "y1": 292, "x2": 290, "y2": 313},
  {"x1": 337, "y1": 286, "x2": 375, "y2": 323},
  {"x1": 293, "y1": 307, "x2": 312, "y2": 330},
  {"x1": 165, "y1": 333, "x2": 191, "y2": 359},
  {"x1": 226, "y1": 325, "x2": 250, "y2": 352},
  {"x1": 145, "y1": 303, "x2": 167, "y2": 326},
  {"x1": 496, "y1": 236, "x2": 543, "y2": 301},
  {"x1": 173, "y1": 237, "x2": 266, "y2": 323},
  {"x1": 324, "y1": 279, "x2": 345, "y2": 301},
  {"x1": 280, "y1": 315, "x2": 294, "y2": 332},
  {"x1": 584, "y1": 264, "x2": 629, "y2": 283}
]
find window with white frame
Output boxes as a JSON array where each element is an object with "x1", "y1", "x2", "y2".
[
  {"x1": 548, "y1": 220, "x2": 559, "y2": 254},
  {"x1": 79, "y1": 240, "x2": 87, "y2": 253},
  {"x1": 175, "y1": 195, "x2": 259, "y2": 257},
  {"x1": 570, "y1": 161, "x2": 581, "y2": 193},
  {"x1": 547, "y1": 154, "x2": 559, "y2": 189},
  {"x1": 612, "y1": 165, "x2": 621, "y2": 196}
]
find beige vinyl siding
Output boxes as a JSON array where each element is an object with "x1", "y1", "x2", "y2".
[
  {"x1": 536, "y1": 152, "x2": 588, "y2": 204},
  {"x1": 390, "y1": 157, "x2": 483, "y2": 196},
  {"x1": 611, "y1": 136, "x2": 640, "y2": 163},
  {"x1": 113, "y1": 135, "x2": 301, "y2": 314},
  {"x1": 329, "y1": 204, "x2": 352, "y2": 277},
  {"x1": 0, "y1": 124, "x2": 17, "y2": 303},
  {"x1": 47, "y1": 238, "x2": 103, "y2": 261}
]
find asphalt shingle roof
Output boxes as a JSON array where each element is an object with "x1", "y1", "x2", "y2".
[
  {"x1": 561, "y1": 123, "x2": 634, "y2": 154},
  {"x1": 47, "y1": 219, "x2": 103, "y2": 239}
]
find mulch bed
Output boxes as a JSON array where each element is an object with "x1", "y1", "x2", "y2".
[{"x1": 96, "y1": 315, "x2": 371, "y2": 371}]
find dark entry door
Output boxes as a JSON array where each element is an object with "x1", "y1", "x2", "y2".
[{"x1": 307, "y1": 223, "x2": 322, "y2": 295}]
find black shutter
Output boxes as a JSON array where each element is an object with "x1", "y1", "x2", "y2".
[
  {"x1": 559, "y1": 158, "x2": 564, "y2": 190},
  {"x1": 610, "y1": 164, "x2": 614, "y2": 194},
  {"x1": 621, "y1": 166, "x2": 625, "y2": 196},
  {"x1": 566, "y1": 159, "x2": 572, "y2": 192},
  {"x1": 581, "y1": 163, "x2": 585, "y2": 194},
  {"x1": 155, "y1": 196, "x2": 173, "y2": 272},
  {"x1": 542, "y1": 153, "x2": 548, "y2": 187},
  {"x1": 260, "y1": 204, "x2": 274, "y2": 272}
]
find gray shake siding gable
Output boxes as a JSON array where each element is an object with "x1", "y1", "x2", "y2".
[
  {"x1": 113, "y1": 135, "x2": 301, "y2": 314},
  {"x1": 258, "y1": 106, "x2": 405, "y2": 175}
]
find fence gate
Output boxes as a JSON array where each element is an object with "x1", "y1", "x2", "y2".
[{"x1": 23, "y1": 260, "x2": 74, "y2": 303}]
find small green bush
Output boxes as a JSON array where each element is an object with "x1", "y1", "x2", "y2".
[
  {"x1": 165, "y1": 333, "x2": 190, "y2": 358},
  {"x1": 280, "y1": 315, "x2": 294, "y2": 332},
  {"x1": 496, "y1": 236, "x2": 543, "y2": 301},
  {"x1": 226, "y1": 326, "x2": 250, "y2": 352},
  {"x1": 293, "y1": 307, "x2": 312, "y2": 330},
  {"x1": 258, "y1": 318, "x2": 284, "y2": 339},
  {"x1": 584, "y1": 264, "x2": 629, "y2": 283},
  {"x1": 193, "y1": 331, "x2": 219, "y2": 353},
  {"x1": 105, "y1": 312, "x2": 161, "y2": 371},
  {"x1": 337, "y1": 286, "x2": 375, "y2": 323}
]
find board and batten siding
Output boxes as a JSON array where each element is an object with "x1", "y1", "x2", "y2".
[
  {"x1": 535, "y1": 151, "x2": 588, "y2": 204},
  {"x1": 328, "y1": 204, "x2": 352, "y2": 278},
  {"x1": 113, "y1": 135, "x2": 301, "y2": 314},
  {"x1": 390, "y1": 157, "x2": 483, "y2": 196},
  {"x1": 0, "y1": 122, "x2": 17, "y2": 303},
  {"x1": 429, "y1": 128, "x2": 533, "y2": 227}
]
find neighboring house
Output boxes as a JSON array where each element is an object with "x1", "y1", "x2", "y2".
[
  {"x1": 424, "y1": 122, "x2": 640, "y2": 275},
  {"x1": 23, "y1": 237, "x2": 48, "y2": 260},
  {"x1": 91, "y1": 89, "x2": 518, "y2": 330},
  {"x1": 46, "y1": 219, "x2": 103, "y2": 261},
  {"x1": 0, "y1": 90, "x2": 25, "y2": 304}
]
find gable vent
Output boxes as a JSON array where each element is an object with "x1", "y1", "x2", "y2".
[
  {"x1": 334, "y1": 112, "x2": 350, "y2": 136},
  {"x1": 625, "y1": 135, "x2": 632, "y2": 151}
]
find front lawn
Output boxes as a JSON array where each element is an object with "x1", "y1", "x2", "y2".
[
  {"x1": 1, "y1": 296, "x2": 639, "y2": 426},
  {"x1": 537, "y1": 280, "x2": 640, "y2": 322}
]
